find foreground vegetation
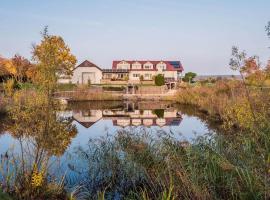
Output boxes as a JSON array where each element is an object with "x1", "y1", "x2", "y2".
[
  {"x1": 0, "y1": 24, "x2": 269, "y2": 199},
  {"x1": 65, "y1": 125, "x2": 268, "y2": 199}
]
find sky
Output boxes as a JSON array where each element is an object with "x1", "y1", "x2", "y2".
[{"x1": 0, "y1": 0, "x2": 269, "y2": 75}]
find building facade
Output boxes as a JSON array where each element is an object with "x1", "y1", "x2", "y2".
[
  {"x1": 71, "y1": 60, "x2": 103, "y2": 84},
  {"x1": 112, "y1": 60, "x2": 184, "y2": 82},
  {"x1": 63, "y1": 59, "x2": 184, "y2": 84}
]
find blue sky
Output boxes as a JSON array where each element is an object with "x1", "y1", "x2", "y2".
[{"x1": 0, "y1": 0, "x2": 269, "y2": 74}]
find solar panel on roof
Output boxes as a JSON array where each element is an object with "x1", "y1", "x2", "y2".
[{"x1": 169, "y1": 61, "x2": 181, "y2": 68}]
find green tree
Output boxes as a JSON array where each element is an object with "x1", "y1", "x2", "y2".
[
  {"x1": 154, "y1": 74, "x2": 165, "y2": 86},
  {"x1": 183, "y1": 72, "x2": 197, "y2": 83}
]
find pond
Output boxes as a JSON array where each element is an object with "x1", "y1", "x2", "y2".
[
  {"x1": 0, "y1": 101, "x2": 213, "y2": 152},
  {"x1": 0, "y1": 100, "x2": 217, "y2": 198}
]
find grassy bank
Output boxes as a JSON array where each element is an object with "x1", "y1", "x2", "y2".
[
  {"x1": 176, "y1": 80, "x2": 270, "y2": 130},
  {"x1": 0, "y1": 190, "x2": 12, "y2": 200}
]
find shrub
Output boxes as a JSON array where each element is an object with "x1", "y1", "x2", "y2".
[
  {"x1": 3, "y1": 79, "x2": 15, "y2": 96},
  {"x1": 124, "y1": 76, "x2": 129, "y2": 81},
  {"x1": 140, "y1": 75, "x2": 144, "y2": 82},
  {"x1": 183, "y1": 72, "x2": 197, "y2": 83},
  {"x1": 153, "y1": 109, "x2": 164, "y2": 118},
  {"x1": 155, "y1": 74, "x2": 165, "y2": 86}
]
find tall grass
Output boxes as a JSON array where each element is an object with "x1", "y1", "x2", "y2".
[
  {"x1": 177, "y1": 80, "x2": 270, "y2": 130},
  {"x1": 68, "y1": 127, "x2": 269, "y2": 199},
  {"x1": 64, "y1": 79, "x2": 270, "y2": 199}
]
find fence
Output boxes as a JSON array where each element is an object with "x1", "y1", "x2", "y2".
[
  {"x1": 53, "y1": 87, "x2": 123, "y2": 101},
  {"x1": 136, "y1": 86, "x2": 167, "y2": 94}
]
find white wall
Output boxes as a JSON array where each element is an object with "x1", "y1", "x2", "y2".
[
  {"x1": 163, "y1": 71, "x2": 178, "y2": 80},
  {"x1": 58, "y1": 78, "x2": 71, "y2": 84},
  {"x1": 116, "y1": 61, "x2": 130, "y2": 69},
  {"x1": 156, "y1": 62, "x2": 166, "y2": 72},
  {"x1": 129, "y1": 71, "x2": 156, "y2": 81},
  {"x1": 71, "y1": 67, "x2": 102, "y2": 84}
]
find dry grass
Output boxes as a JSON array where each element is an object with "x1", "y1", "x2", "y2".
[{"x1": 176, "y1": 80, "x2": 270, "y2": 130}]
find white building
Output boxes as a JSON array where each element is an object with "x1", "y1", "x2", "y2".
[
  {"x1": 59, "y1": 59, "x2": 184, "y2": 84},
  {"x1": 71, "y1": 60, "x2": 103, "y2": 84},
  {"x1": 112, "y1": 60, "x2": 183, "y2": 82}
]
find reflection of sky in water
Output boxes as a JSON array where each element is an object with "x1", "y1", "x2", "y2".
[
  {"x1": 0, "y1": 114, "x2": 212, "y2": 155},
  {"x1": 0, "y1": 106, "x2": 215, "y2": 190},
  {"x1": 61, "y1": 113, "x2": 214, "y2": 188},
  {"x1": 67, "y1": 114, "x2": 211, "y2": 151},
  {"x1": 0, "y1": 133, "x2": 19, "y2": 154}
]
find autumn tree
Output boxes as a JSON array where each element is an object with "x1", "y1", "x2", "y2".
[
  {"x1": 0, "y1": 54, "x2": 33, "y2": 84},
  {"x1": 6, "y1": 91, "x2": 77, "y2": 199},
  {"x1": 8, "y1": 54, "x2": 32, "y2": 82},
  {"x1": 0, "y1": 56, "x2": 9, "y2": 77},
  {"x1": 32, "y1": 27, "x2": 77, "y2": 97}
]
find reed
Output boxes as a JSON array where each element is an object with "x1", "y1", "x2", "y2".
[{"x1": 69, "y1": 126, "x2": 269, "y2": 199}]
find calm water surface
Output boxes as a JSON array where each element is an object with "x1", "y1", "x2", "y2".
[{"x1": 0, "y1": 101, "x2": 216, "y2": 190}]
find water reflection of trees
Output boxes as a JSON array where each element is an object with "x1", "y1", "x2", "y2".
[{"x1": 1, "y1": 91, "x2": 77, "y2": 199}]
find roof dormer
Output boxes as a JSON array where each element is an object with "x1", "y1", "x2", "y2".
[
  {"x1": 132, "y1": 61, "x2": 142, "y2": 69},
  {"x1": 143, "y1": 61, "x2": 153, "y2": 69}
]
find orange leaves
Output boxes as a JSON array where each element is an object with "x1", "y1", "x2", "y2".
[
  {"x1": 0, "y1": 54, "x2": 32, "y2": 82},
  {"x1": 32, "y1": 28, "x2": 77, "y2": 91}
]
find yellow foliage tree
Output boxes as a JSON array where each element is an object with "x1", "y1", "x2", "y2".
[
  {"x1": 32, "y1": 27, "x2": 77, "y2": 96},
  {"x1": 2, "y1": 54, "x2": 32, "y2": 82}
]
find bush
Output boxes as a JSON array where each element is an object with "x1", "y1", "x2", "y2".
[
  {"x1": 57, "y1": 83, "x2": 77, "y2": 91},
  {"x1": 153, "y1": 109, "x2": 164, "y2": 118},
  {"x1": 124, "y1": 76, "x2": 129, "y2": 81},
  {"x1": 87, "y1": 79, "x2": 91, "y2": 87},
  {"x1": 3, "y1": 79, "x2": 15, "y2": 96},
  {"x1": 154, "y1": 74, "x2": 165, "y2": 86},
  {"x1": 140, "y1": 75, "x2": 144, "y2": 82},
  {"x1": 183, "y1": 72, "x2": 197, "y2": 83}
]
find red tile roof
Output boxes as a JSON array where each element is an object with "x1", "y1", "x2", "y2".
[
  {"x1": 74, "y1": 60, "x2": 102, "y2": 71},
  {"x1": 112, "y1": 60, "x2": 184, "y2": 72}
]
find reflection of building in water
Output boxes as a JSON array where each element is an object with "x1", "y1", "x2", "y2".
[
  {"x1": 72, "y1": 102, "x2": 182, "y2": 128},
  {"x1": 73, "y1": 110, "x2": 103, "y2": 128},
  {"x1": 102, "y1": 107, "x2": 182, "y2": 127},
  {"x1": 56, "y1": 111, "x2": 73, "y2": 121}
]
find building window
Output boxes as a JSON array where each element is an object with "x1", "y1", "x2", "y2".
[
  {"x1": 133, "y1": 74, "x2": 139, "y2": 77},
  {"x1": 144, "y1": 74, "x2": 152, "y2": 79},
  {"x1": 117, "y1": 74, "x2": 124, "y2": 79},
  {"x1": 117, "y1": 64, "x2": 130, "y2": 70},
  {"x1": 132, "y1": 64, "x2": 141, "y2": 69},
  {"x1": 157, "y1": 64, "x2": 166, "y2": 71},
  {"x1": 144, "y1": 65, "x2": 152, "y2": 69}
]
